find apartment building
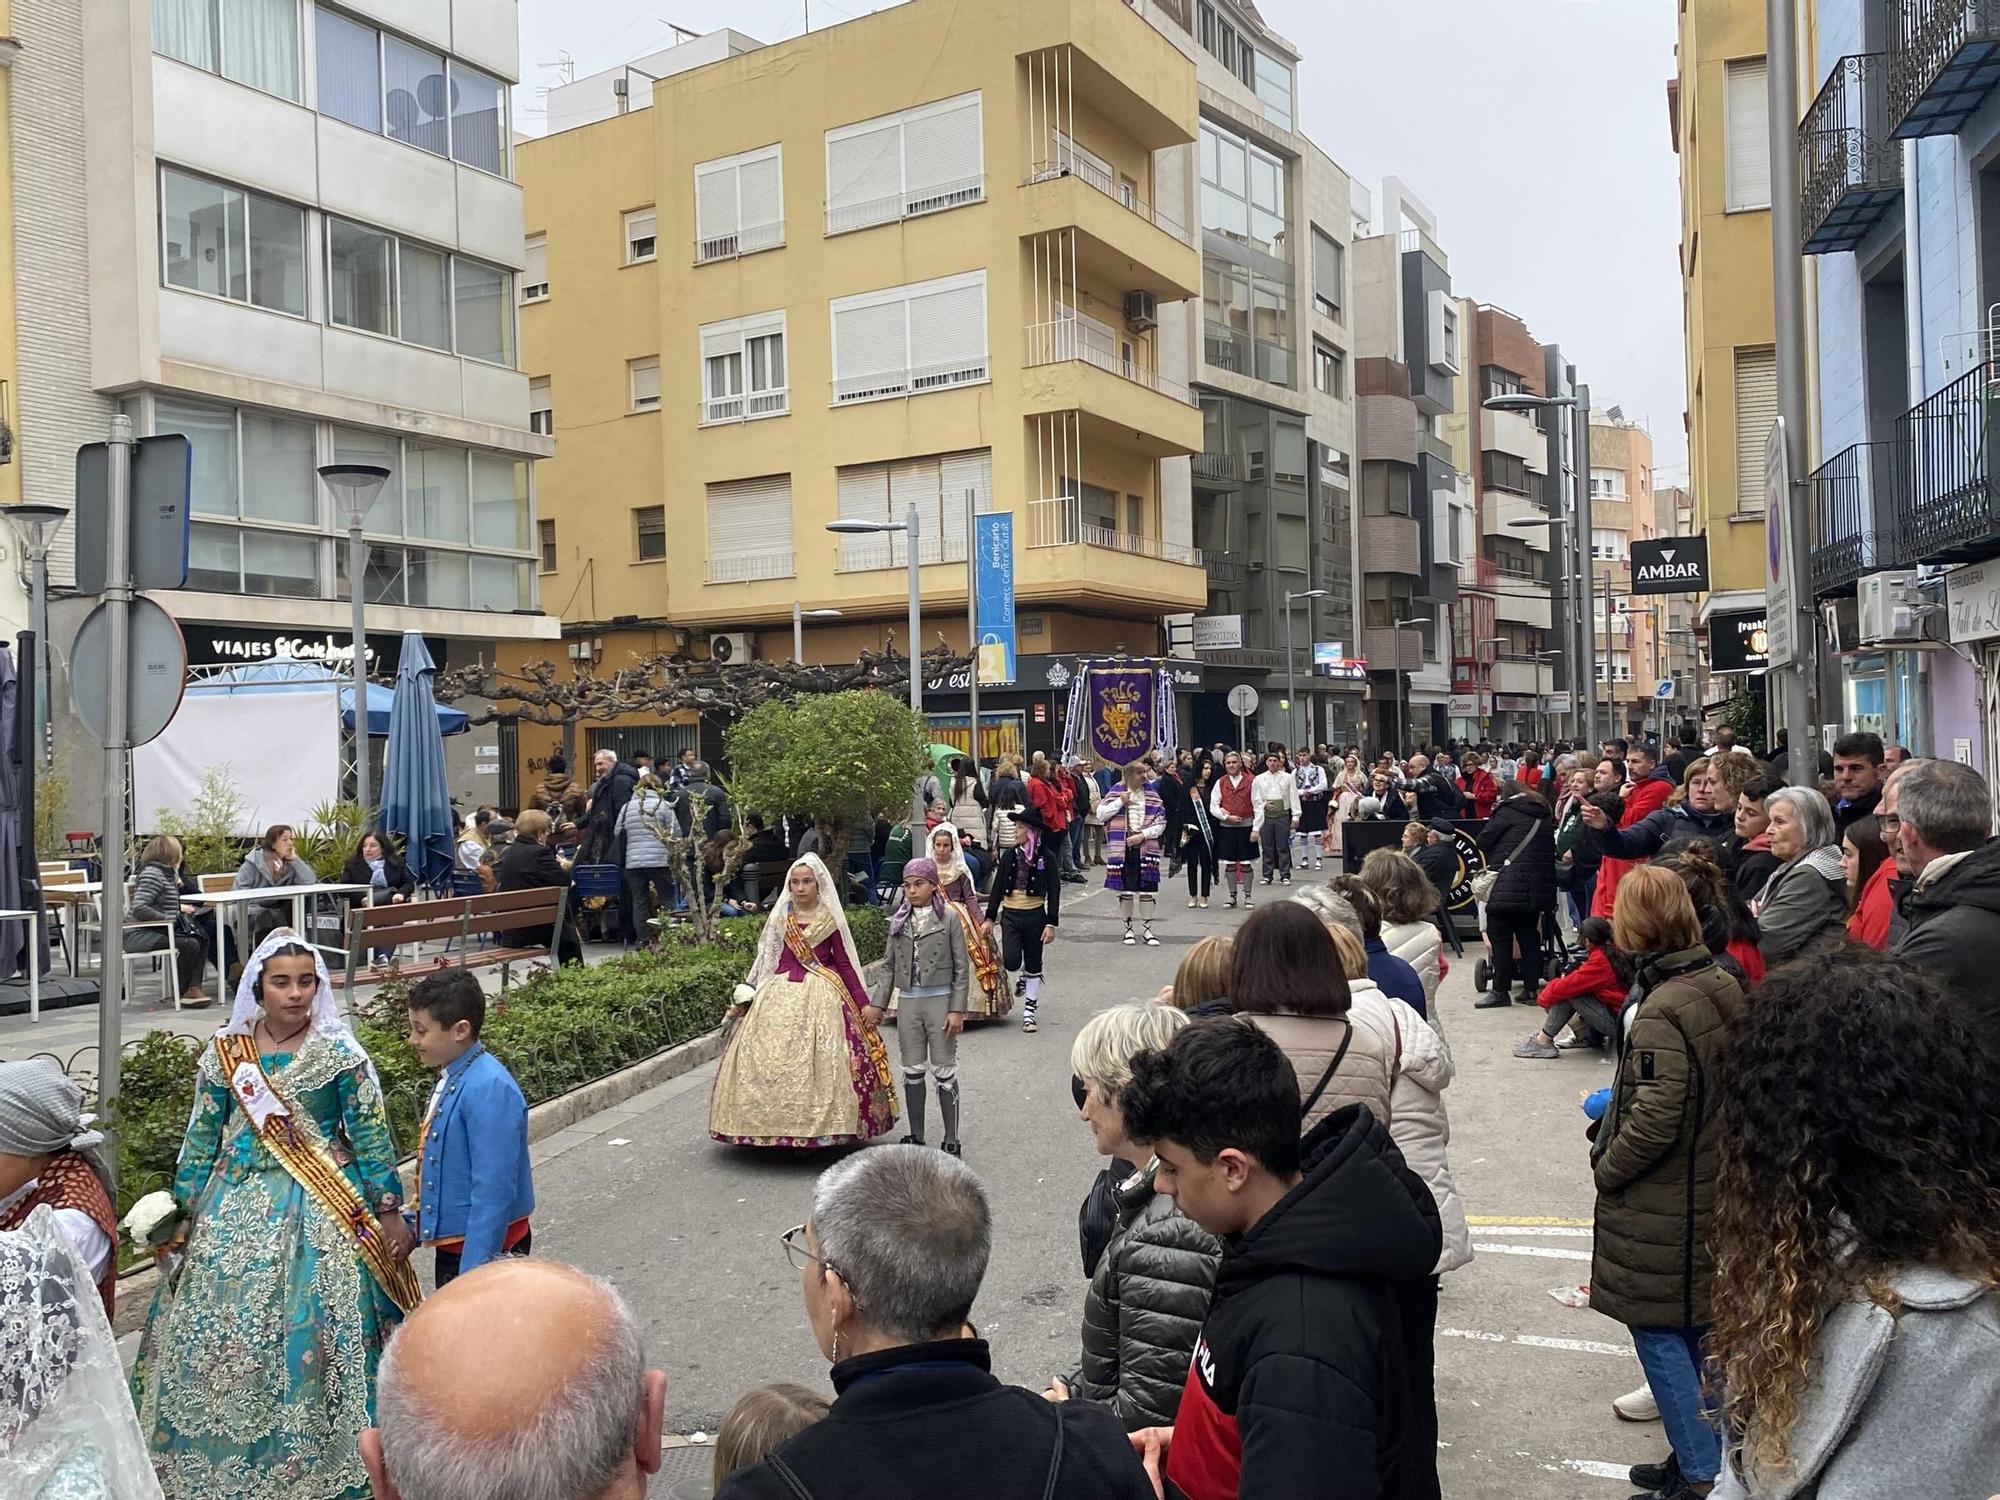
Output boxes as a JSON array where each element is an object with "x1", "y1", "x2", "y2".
[
  {"x1": 11, "y1": 0, "x2": 553, "y2": 804},
  {"x1": 516, "y1": 0, "x2": 1210, "y2": 773},
  {"x1": 1670, "y1": 0, "x2": 1775, "y2": 716},
  {"x1": 1590, "y1": 408, "x2": 1661, "y2": 735}
]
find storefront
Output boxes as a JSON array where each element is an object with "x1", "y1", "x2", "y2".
[{"x1": 919, "y1": 654, "x2": 1206, "y2": 764}]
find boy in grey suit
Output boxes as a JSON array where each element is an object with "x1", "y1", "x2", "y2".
[{"x1": 866, "y1": 857, "x2": 970, "y2": 1154}]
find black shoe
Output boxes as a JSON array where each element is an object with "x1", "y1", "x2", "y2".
[
  {"x1": 941, "y1": 1141, "x2": 962, "y2": 1156},
  {"x1": 1062, "y1": 872, "x2": 1086, "y2": 884},
  {"x1": 1015, "y1": 977, "x2": 1027, "y2": 997},
  {"x1": 899, "y1": 1134, "x2": 926, "y2": 1147},
  {"x1": 1628, "y1": 1454, "x2": 1679, "y2": 1491},
  {"x1": 1516, "y1": 987, "x2": 1541, "y2": 1006},
  {"x1": 1629, "y1": 1476, "x2": 1699, "y2": 1500},
  {"x1": 1473, "y1": 990, "x2": 1513, "y2": 1009}
]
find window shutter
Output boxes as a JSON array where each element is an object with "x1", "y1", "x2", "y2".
[
  {"x1": 630, "y1": 356, "x2": 661, "y2": 410},
  {"x1": 522, "y1": 234, "x2": 548, "y2": 299},
  {"x1": 832, "y1": 299, "x2": 911, "y2": 400},
  {"x1": 907, "y1": 277, "x2": 987, "y2": 388},
  {"x1": 738, "y1": 152, "x2": 783, "y2": 234},
  {"x1": 890, "y1": 458, "x2": 942, "y2": 564},
  {"x1": 696, "y1": 164, "x2": 740, "y2": 247},
  {"x1": 903, "y1": 94, "x2": 982, "y2": 213},
  {"x1": 827, "y1": 120, "x2": 904, "y2": 231},
  {"x1": 625, "y1": 208, "x2": 657, "y2": 260},
  {"x1": 938, "y1": 449, "x2": 992, "y2": 557},
  {"x1": 837, "y1": 464, "x2": 890, "y2": 524},
  {"x1": 1725, "y1": 59, "x2": 1770, "y2": 212},
  {"x1": 1733, "y1": 346, "x2": 1777, "y2": 514},
  {"x1": 706, "y1": 474, "x2": 794, "y2": 579}
]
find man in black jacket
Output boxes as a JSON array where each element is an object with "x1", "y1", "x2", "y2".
[
  {"x1": 1890, "y1": 758, "x2": 2000, "y2": 1048},
  {"x1": 1120, "y1": 1019, "x2": 1443, "y2": 1500},
  {"x1": 1396, "y1": 753, "x2": 1463, "y2": 822},
  {"x1": 1829, "y1": 730, "x2": 1885, "y2": 837},
  {"x1": 581, "y1": 749, "x2": 638, "y2": 860}
]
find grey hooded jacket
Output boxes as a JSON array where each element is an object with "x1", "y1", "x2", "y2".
[{"x1": 1713, "y1": 1267, "x2": 2000, "y2": 1499}]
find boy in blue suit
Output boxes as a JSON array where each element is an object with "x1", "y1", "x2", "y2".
[{"x1": 404, "y1": 969, "x2": 534, "y2": 1286}]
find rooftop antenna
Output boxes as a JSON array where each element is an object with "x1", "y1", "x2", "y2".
[{"x1": 664, "y1": 22, "x2": 700, "y2": 43}]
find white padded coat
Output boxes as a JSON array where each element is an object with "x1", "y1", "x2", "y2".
[
  {"x1": 1380, "y1": 918, "x2": 1443, "y2": 1014},
  {"x1": 1350, "y1": 980, "x2": 1473, "y2": 1276}
]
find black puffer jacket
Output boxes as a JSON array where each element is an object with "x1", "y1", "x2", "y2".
[
  {"x1": 1892, "y1": 838, "x2": 2000, "y2": 1041},
  {"x1": 1592, "y1": 802, "x2": 1734, "y2": 862},
  {"x1": 1071, "y1": 1161, "x2": 1222, "y2": 1431},
  {"x1": 1477, "y1": 792, "x2": 1556, "y2": 912}
]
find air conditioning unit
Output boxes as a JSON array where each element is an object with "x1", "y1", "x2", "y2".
[
  {"x1": 1857, "y1": 571, "x2": 1925, "y2": 645},
  {"x1": 709, "y1": 631, "x2": 755, "y2": 663},
  {"x1": 1123, "y1": 289, "x2": 1158, "y2": 333}
]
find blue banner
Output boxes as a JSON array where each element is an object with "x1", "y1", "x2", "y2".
[{"x1": 974, "y1": 512, "x2": 1016, "y2": 686}]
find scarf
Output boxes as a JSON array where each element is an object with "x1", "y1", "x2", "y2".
[{"x1": 0, "y1": 1061, "x2": 113, "y2": 1205}]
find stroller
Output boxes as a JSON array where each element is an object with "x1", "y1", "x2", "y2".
[{"x1": 1470, "y1": 905, "x2": 1582, "y2": 996}]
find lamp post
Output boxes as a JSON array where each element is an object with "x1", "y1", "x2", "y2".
[
  {"x1": 1391, "y1": 616, "x2": 1434, "y2": 757},
  {"x1": 1283, "y1": 587, "x2": 1328, "y2": 750},
  {"x1": 319, "y1": 464, "x2": 391, "y2": 820},
  {"x1": 3, "y1": 504, "x2": 68, "y2": 769},
  {"x1": 1477, "y1": 635, "x2": 1508, "y2": 742},
  {"x1": 1505, "y1": 511, "x2": 1586, "y2": 745},
  {"x1": 827, "y1": 506, "x2": 926, "y2": 829},
  {"x1": 792, "y1": 604, "x2": 844, "y2": 664}
]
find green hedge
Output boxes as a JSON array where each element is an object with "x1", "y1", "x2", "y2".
[{"x1": 110, "y1": 907, "x2": 889, "y2": 1219}]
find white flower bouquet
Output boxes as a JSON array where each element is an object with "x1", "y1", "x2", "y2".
[{"x1": 120, "y1": 1190, "x2": 186, "y2": 1253}]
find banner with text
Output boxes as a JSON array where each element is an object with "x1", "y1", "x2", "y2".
[{"x1": 974, "y1": 513, "x2": 1017, "y2": 686}]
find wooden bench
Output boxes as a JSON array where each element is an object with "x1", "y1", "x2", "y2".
[{"x1": 342, "y1": 887, "x2": 570, "y2": 994}]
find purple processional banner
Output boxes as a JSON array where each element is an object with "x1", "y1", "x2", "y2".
[{"x1": 1087, "y1": 665, "x2": 1158, "y2": 765}]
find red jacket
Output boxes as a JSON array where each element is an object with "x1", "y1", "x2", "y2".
[
  {"x1": 1469, "y1": 768, "x2": 1498, "y2": 819},
  {"x1": 1848, "y1": 858, "x2": 1894, "y2": 950},
  {"x1": 1537, "y1": 946, "x2": 1626, "y2": 1013},
  {"x1": 1027, "y1": 774, "x2": 1070, "y2": 832},
  {"x1": 1590, "y1": 770, "x2": 1676, "y2": 917}
]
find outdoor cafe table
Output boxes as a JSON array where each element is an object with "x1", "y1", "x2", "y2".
[
  {"x1": 40, "y1": 882, "x2": 102, "y2": 978},
  {"x1": 0, "y1": 908, "x2": 42, "y2": 1022},
  {"x1": 179, "y1": 883, "x2": 371, "y2": 1004}
]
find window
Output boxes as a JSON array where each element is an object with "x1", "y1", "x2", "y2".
[
  {"x1": 1483, "y1": 366, "x2": 1526, "y2": 401},
  {"x1": 453, "y1": 258, "x2": 513, "y2": 366},
  {"x1": 1312, "y1": 340, "x2": 1345, "y2": 398},
  {"x1": 694, "y1": 145, "x2": 784, "y2": 263},
  {"x1": 624, "y1": 208, "x2": 657, "y2": 264},
  {"x1": 1200, "y1": 120, "x2": 1287, "y2": 259},
  {"x1": 529, "y1": 376, "x2": 552, "y2": 436},
  {"x1": 159, "y1": 168, "x2": 307, "y2": 316},
  {"x1": 1733, "y1": 345, "x2": 1777, "y2": 513},
  {"x1": 538, "y1": 517, "x2": 558, "y2": 572},
  {"x1": 1274, "y1": 421, "x2": 1307, "y2": 484},
  {"x1": 700, "y1": 311, "x2": 788, "y2": 423},
  {"x1": 397, "y1": 241, "x2": 451, "y2": 350},
  {"x1": 522, "y1": 234, "x2": 548, "y2": 303},
  {"x1": 315, "y1": 7, "x2": 380, "y2": 131},
  {"x1": 1362, "y1": 462, "x2": 1413, "y2": 517},
  {"x1": 830, "y1": 270, "x2": 988, "y2": 404},
  {"x1": 311, "y1": 10, "x2": 509, "y2": 172},
  {"x1": 470, "y1": 452, "x2": 527, "y2": 549},
  {"x1": 834, "y1": 449, "x2": 992, "y2": 569},
  {"x1": 325, "y1": 216, "x2": 513, "y2": 361},
  {"x1": 326, "y1": 218, "x2": 394, "y2": 335},
  {"x1": 1196, "y1": 1, "x2": 1256, "y2": 87},
  {"x1": 1482, "y1": 451, "x2": 1532, "y2": 494},
  {"x1": 1363, "y1": 574, "x2": 1415, "y2": 629},
  {"x1": 383, "y1": 35, "x2": 448, "y2": 156},
  {"x1": 155, "y1": 0, "x2": 301, "y2": 102},
  {"x1": 1312, "y1": 228, "x2": 1343, "y2": 319},
  {"x1": 705, "y1": 475, "x2": 795, "y2": 581},
  {"x1": 449, "y1": 61, "x2": 506, "y2": 174},
  {"x1": 1725, "y1": 57, "x2": 1770, "y2": 212},
  {"x1": 1254, "y1": 50, "x2": 1294, "y2": 132},
  {"x1": 405, "y1": 441, "x2": 468, "y2": 541},
  {"x1": 629, "y1": 356, "x2": 661, "y2": 412},
  {"x1": 825, "y1": 91, "x2": 984, "y2": 235},
  {"x1": 1428, "y1": 291, "x2": 1459, "y2": 373}
]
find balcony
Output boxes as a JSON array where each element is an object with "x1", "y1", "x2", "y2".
[
  {"x1": 1362, "y1": 626, "x2": 1425, "y2": 672},
  {"x1": 1890, "y1": 0, "x2": 2000, "y2": 136},
  {"x1": 1022, "y1": 325, "x2": 1201, "y2": 457},
  {"x1": 1024, "y1": 495, "x2": 1200, "y2": 564},
  {"x1": 828, "y1": 177, "x2": 986, "y2": 237},
  {"x1": 1360, "y1": 513, "x2": 1422, "y2": 579},
  {"x1": 705, "y1": 549, "x2": 795, "y2": 584},
  {"x1": 1802, "y1": 55, "x2": 1902, "y2": 253},
  {"x1": 1894, "y1": 362, "x2": 2000, "y2": 563},
  {"x1": 832, "y1": 355, "x2": 990, "y2": 406},
  {"x1": 1019, "y1": 168, "x2": 1199, "y2": 302},
  {"x1": 1810, "y1": 439, "x2": 1905, "y2": 594},
  {"x1": 1017, "y1": 495, "x2": 1207, "y2": 611},
  {"x1": 694, "y1": 219, "x2": 785, "y2": 265},
  {"x1": 1491, "y1": 658, "x2": 1547, "y2": 696},
  {"x1": 700, "y1": 387, "x2": 789, "y2": 425},
  {"x1": 1204, "y1": 553, "x2": 1243, "y2": 588},
  {"x1": 1192, "y1": 450, "x2": 1241, "y2": 489},
  {"x1": 1202, "y1": 320, "x2": 1295, "y2": 387},
  {"x1": 835, "y1": 533, "x2": 971, "y2": 574}
]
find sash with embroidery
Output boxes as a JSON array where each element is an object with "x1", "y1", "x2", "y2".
[
  {"x1": 782, "y1": 916, "x2": 896, "y2": 1099},
  {"x1": 213, "y1": 1032, "x2": 423, "y2": 1314}
]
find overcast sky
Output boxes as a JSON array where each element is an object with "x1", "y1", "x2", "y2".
[{"x1": 515, "y1": 0, "x2": 1687, "y2": 477}]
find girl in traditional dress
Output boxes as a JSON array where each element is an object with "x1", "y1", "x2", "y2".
[
  {"x1": 1097, "y1": 763, "x2": 1167, "y2": 948},
  {"x1": 1330, "y1": 753, "x2": 1369, "y2": 861},
  {"x1": 925, "y1": 822, "x2": 1007, "y2": 1018},
  {"x1": 708, "y1": 855, "x2": 897, "y2": 1147},
  {"x1": 134, "y1": 931, "x2": 419, "y2": 1500}
]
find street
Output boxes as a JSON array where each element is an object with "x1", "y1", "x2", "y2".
[{"x1": 522, "y1": 874, "x2": 1655, "y2": 1497}]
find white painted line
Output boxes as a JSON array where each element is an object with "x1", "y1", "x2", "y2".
[
  {"x1": 1439, "y1": 1328, "x2": 1635, "y2": 1359},
  {"x1": 1468, "y1": 1224, "x2": 1593, "y2": 1237},
  {"x1": 1562, "y1": 1459, "x2": 1635, "y2": 1480},
  {"x1": 1470, "y1": 1241, "x2": 1594, "y2": 1262}
]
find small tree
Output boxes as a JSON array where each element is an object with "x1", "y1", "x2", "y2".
[
  {"x1": 294, "y1": 800, "x2": 371, "y2": 880},
  {"x1": 151, "y1": 765, "x2": 249, "y2": 876},
  {"x1": 33, "y1": 753, "x2": 71, "y2": 862},
  {"x1": 1718, "y1": 685, "x2": 1768, "y2": 755},
  {"x1": 725, "y1": 691, "x2": 927, "y2": 869}
]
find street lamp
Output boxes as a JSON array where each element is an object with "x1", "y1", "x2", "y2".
[
  {"x1": 319, "y1": 464, "x2": 391, "y2": 820},
  {"x1": 827, "y1": 506, "x2": 926, "y2": 829},
  {"x1": 3, "y1": 504, "x2": 68, "y2": 769},
  {"x1": 1506, "y1": 512, "x2": 1598, "y2": 745},
  {"x1": 792, "y1": 605, "x2": 843, "y2": 664},
  {"x1": 1391, "y1": 616, "x2": 1434, "y2": 756},
  {"x1": 1282, "y1": 587, "x2": 1327, "y2": 749}
]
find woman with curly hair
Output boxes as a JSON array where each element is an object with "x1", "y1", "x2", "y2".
[{"x1": 1704, "y1": 950, "x2": 2000, "y2": 1499}]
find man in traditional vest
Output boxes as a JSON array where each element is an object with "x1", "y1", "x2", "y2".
[{"x1": 0, "y1": 1059, "x2": 119, "y2": 1314}]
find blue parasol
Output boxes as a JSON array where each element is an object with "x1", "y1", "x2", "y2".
[{"x1": 378, "y1": 632, "x2": 457, "y2": 886}]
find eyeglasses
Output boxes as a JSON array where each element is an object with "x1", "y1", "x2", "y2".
[
  {"x1": 782, "y1": 1224, "x2": 862, "y2": 1308},
  {"x1": 1071, "y1": 1075, "x2": 1090, "y2": 1109}
]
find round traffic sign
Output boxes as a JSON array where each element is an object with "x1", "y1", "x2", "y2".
[
  {"x1": 71, "y1": 596, "x2": 187, "y2": 746},
  {"x1": 1227, "y1": 684, "x2": 1260, "y2": 718}
]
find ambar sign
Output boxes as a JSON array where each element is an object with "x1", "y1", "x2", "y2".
[{"x1": 1629, "y1": 535, "x2": 1711, "y2": 595}]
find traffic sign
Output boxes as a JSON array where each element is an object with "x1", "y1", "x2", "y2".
[
  {"x1": 71, "y1": 596, "x2": 187, "y2": 746},
  {"x1": 1654, "y1": 678, "x2": 1675, "y2": 700},
  {"x1": 75, "y1": 433, "x2": 191, "y2": 594},
  {"x1": 1226, "y1": 684, "x2": 1260, "y2": 717}
]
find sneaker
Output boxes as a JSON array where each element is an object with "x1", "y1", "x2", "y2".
[
  {"x1": 1261, "y1": 875, "x2": 1274, "y2": 886},
  {"x1": 1062, "y1": 872, "x2": 1087, "y2": 885},
  {"x1": 1516, "y1": 988, "x2": 1542, "y2": 1006},
  {"x1": 1512, "y1": 1034, "x2": 1561, "y2": 1059},
  {"x1": 1632, "y1": 1477, "x2": 1701, "y2": 1500},
  {"x1": 1188, "y1": 898, "x2": 1199, "y2": 908},
  {"x1": 1123, "y1": 927, "x2": 1137, "y2": 946},
  {"x1": 1225, "y1": 896, "x2": 1238, "y2": 909},
  {"x1": 1022, "y1": 1014, "x2": 1038, "y2": 1033},
  {"x1": 1280, "y1": 873, "x2": 1291, "y2": 885},
  {"x1": 1143, "y1": 928, "x2": 1160, "y2": 947},
  {"x1": 1628, "y1": 1454, "x2": 1679, "y2": 1491},
  {"x1": 1198, "y1": 898, "x2": 1209, "y2": 909},
  {"x1": 1613, "y1": 1382, "x2": 1660, "y2": 1423},
  {"x1": 1473, "y1": 990, "x2": 1513, "y2": 1009}
]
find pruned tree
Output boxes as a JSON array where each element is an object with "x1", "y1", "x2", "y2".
[{"x1": 723, "y1": 691, "x2": 927, "y2": 871}]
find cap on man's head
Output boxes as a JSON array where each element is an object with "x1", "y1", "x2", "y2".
[{"x1": 1428, "y1": 817, "x2": 1456, "y2": 838}]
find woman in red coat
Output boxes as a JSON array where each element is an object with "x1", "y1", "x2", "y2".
[
  {"x1": 1464, "y1": 752, "x2": 1498, "y2": 820},
  {"x1": 1843, "y1": 814, "x2": 1893, "y2": 950}
]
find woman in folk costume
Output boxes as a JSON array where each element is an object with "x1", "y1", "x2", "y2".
[
  {"x1": 134, "y1": 930, "x2": 419, "y2": 1500},
  {"x1": 1178, "y1": 752, "x2": 1220, "y2": 909},
  {"x1": 1209, "y1": 749, "x2": 1259, "y2": 908},
  {"x1": 0, "y1": 1061, "x2": 119, "y2": 1318},
  {"x1": 923, "y1": 821, "x2": 1007, "y2": 1018},
  {"x1": 1097, "y1": 762, "x2": 1167, "y2": 947},
  {"x1": 1329, "y1": 752, "x2": 1369, "y2": 860},
  {"x1": 708, "y1": 854, "x2": 897, "y2": 1147}
]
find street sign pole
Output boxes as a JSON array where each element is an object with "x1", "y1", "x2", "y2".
[{"x1": 98, "y1": 415, "x2": 134, "y2": 1170}]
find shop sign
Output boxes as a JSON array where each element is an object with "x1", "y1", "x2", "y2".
[
  {"x1": 1630, "y1": 535, "x2": 1711, "y2": 594},
  {"x1": 1191, "y1": 614, "x2": 1244, "y2": 650},
  {"x1": 1446, "y1": 695, "x2": 1478, "y2": 717},
  {"x1": 1946, "y1": 560, "x2": 2000, "y2": 644},
  {"x1": 184, "y1": 624, "x2": 444, "y2": 673},
  {"x1": 1708, "y1": 610, "x2": 1770, "y2": 673},
  {"x1": 1543, "y1": 691, "x2": 1573, "y2": 713},
  {"x1": 925, "y1": 711, "x2": 1026, "y2": 762}
]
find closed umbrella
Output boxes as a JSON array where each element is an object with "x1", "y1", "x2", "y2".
[
  {"x1": 0, "y1": 645, "x2": 35, "y2": 978},
  {"x1": 379, "y1": 632, "x2": 456, "y2": 888}
]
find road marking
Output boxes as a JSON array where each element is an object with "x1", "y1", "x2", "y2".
[
  {"x1": 1467, "y1": 1224, "x2": 1592, "y2": 1237},
  {"x1": 1560, "y1": 1459, "x2": 1636, "y2": 1480},
  {"x1": 1470, "y1": 1241, "x2": 1593, "y2": 1262},
  {"x1": 1467, "y1": 1214, "x2": 1593, "y2": 1227},
  {"x1": 1440, "y1": 1328, "x2": 1634, "y2": 1359}
]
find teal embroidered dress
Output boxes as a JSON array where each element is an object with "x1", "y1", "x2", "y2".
[{"x1": 134, "y1": 1034, "x2": 407, "y2": 1500}]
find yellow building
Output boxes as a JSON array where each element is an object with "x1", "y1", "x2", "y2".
[
  {"x1": 1671, "y1": 0, "x2": 1775, "y2": 681},
  {"x1": 1589, "y1": 410, "x2": 1661, "y2": 734},
  {"x1": 514, "y1": 0, "x2": 1203, "y2": 774}
]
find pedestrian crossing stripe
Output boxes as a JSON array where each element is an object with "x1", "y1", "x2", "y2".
[{"x1": 1466, "y1": 1214, "x2": 1592, "y2": 1227}]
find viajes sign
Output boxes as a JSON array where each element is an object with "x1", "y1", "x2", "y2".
[{"x1": 1629, "y1": 535, "x2": 1711, "y2": 594}]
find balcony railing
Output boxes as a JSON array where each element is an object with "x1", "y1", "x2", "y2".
[
  {"x1": 834, "y1": 533, "x2": 971, "y2": 573},
  {"x1": 1204, "y1": 553, "x2": 1243, "y2": 588},
  {"x1": 1192, "y1": 450, "x2": 1240, "y2": 487},
  {"x1": 1201, "y1": 320, "x2": 1294, "y2": 386},
  {"x1": 827, "y1": 176, "x2": 986, "y2": 236},
  {"x1": 1893, "y1": 360, "x2": 2000, "y2": 564},
  {"x1": 705, "y1": 550, "x2": 795, "y2": 584},
  {"x1": 1810, "y1": 439, "x2": 1906, "y2": 594},
  {"x1": 1024, "y1": 320, "x2": 1197, "y2": 405},
  {"x1": 1802, "y1": 55, "x2": 1903, "y2": 253},
  {"x1": 1890, "y1": 0, "x2": 2000, "y2": 137},
  {"x1": 700, "y1": 387, "x2": 789, "y2": 425},
  {"x1": 1025, "y1": 496, "x2": 1202, "y2": 565},
  {"x1": 1024, "y1": 151, "x2": 1193, "y2": 247},
  {"x1": 694, "y1": 219, "x2": 785, "y2": 265},
  {"x1": 832, "y1": 355, "x2": 990, "y2": 405}
]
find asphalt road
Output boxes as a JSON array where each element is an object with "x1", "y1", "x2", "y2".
[{"x1": 523, "y1": 871, "x2": 1663, "y2": 1497}]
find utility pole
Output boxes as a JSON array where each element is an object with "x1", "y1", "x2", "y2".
[
  {"x1": 97, "y1": 416, "x2": 134, "y2": 1151},
  {"x1": 1574, "y1": 383, "x2": 1599, "y2": 747}
]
